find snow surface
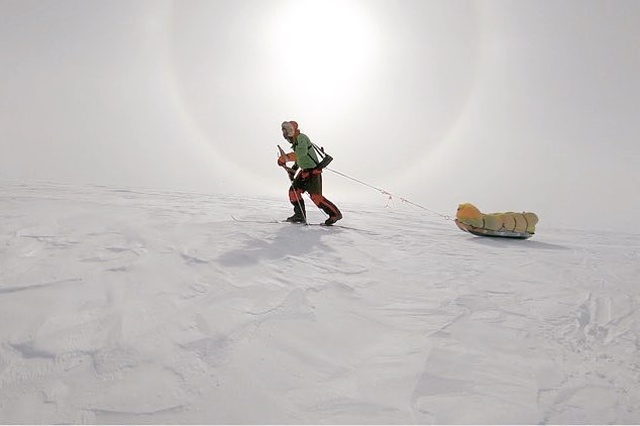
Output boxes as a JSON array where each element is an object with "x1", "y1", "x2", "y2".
[{"x1": 1, "y1": 180, "x2": 639, "y2": 424}]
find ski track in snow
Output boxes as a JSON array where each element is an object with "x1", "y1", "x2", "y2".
[{"x1": 0, "y1": 181, "x2": 639, "y2": 424}]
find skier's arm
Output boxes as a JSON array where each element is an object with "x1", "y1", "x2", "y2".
[{"x1": 277, "y1": 151, "x2": 296, "y2": 166}]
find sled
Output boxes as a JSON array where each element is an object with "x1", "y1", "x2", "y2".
[{"x1": 455, "y1": 219, "x2": 533, "y2": 239}]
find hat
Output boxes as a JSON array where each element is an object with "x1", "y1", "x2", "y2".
[{"x1": 281, "y1": 120, "x2": 300, "y2": 138}]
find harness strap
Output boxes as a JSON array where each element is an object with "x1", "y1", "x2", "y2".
[{"x1": 311, "y1": 143, "x2": 327, "y2": 158}]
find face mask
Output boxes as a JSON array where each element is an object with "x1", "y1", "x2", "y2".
[{"x1": 281, "y1": 122, "x2": 295, "y2": 137}]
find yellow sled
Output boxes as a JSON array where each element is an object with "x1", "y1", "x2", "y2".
[{"x1": 455, "y1": 203, "x2": 538, "y2": 239}]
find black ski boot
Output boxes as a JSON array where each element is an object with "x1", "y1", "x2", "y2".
[
  {"x1": 286, "y1": 202, "x2": 306, "y2": 223},
  {"x1": 324, "y1": 212, "x2": 343, "y2": 226},
  {"x1": 319, "y1": 200, "x2": 342, "y2": 225},
  {"x1": 286, "y1": 214, "x2": 305, "y2": 223}
]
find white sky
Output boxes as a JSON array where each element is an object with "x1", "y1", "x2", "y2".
[{"x1": 1, "y1": 0, "x2": 639, "y2": 230}]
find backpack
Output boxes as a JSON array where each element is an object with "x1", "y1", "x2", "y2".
[{"x1": 311, "y1": 143, "x2": 333, "y2": 169}]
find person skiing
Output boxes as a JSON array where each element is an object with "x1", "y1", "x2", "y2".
[{"x1": 277, "y1": 120, "x2": 342, "y2": 225}]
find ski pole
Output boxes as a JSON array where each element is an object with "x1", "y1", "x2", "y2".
[{"x1": 277, "y1": 145, "x2": 296, "y2": 181}]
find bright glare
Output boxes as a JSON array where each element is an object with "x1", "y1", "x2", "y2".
[{"x1": 269, "y1": 0, "x2": 377, "y2": 112}]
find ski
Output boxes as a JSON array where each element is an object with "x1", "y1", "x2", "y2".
[
  {"x1": 231, "y1": 216, "x2": 281, "y2": 224},
  {"x1": 230, "y1": 216, "x2": 376, "y2": 234}
]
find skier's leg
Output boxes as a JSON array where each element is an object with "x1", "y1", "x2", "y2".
[
  {"x1": 310, "y1": 193, "x2": 342, "y2": 223},
  {"x1": 308, "y1": 174, "x2": 342, "y2": 224},
  {"x1": 287, "y1": 182, "x2": 306, "y2": 222}
]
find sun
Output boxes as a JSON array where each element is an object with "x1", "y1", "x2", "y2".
[{"x1": 268, "y1": 0, "x2": 377, "y2": 112}]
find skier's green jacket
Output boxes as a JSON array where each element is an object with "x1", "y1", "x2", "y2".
[{"x1": 292, "y1": 133, "x2": 319, "y2": 170}]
